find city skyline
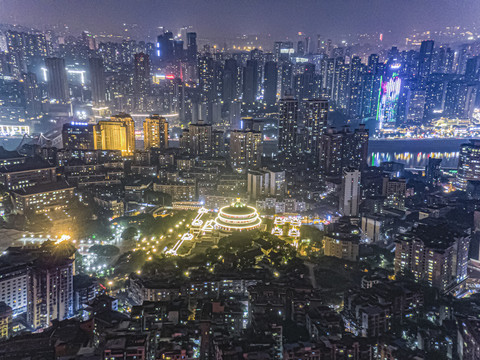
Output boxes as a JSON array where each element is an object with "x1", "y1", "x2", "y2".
[{"x1": 4, "y1": 2, "x2": 480, "y2": 358}]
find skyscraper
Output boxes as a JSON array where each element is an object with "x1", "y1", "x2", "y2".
[
  {"x1": 377, "y1": 63, "x2": 402, "y2": 129},
  {"x1": 187, "y1": 32, "x2": 197, "y2": 62},
  {"x1": 406, "y1": 89, "x2": 426, "y2": 124},
  {"x1": 280, "y1": 62, "x2": 293, "y2": 97},
  {"x1": 173, "y1": 39, "x2": 184, "y2": 60},
  {"x1": 22, "y1": 72, "x2": 41, "y2": 119},
  {"x1": 297, "y1": 40, "x2": 305, "y2": 56},
  {"x1": 45, "y1": 57, "x2": 69, "y2": 102},
  {"x1": 464, "y1": 56, "x2": 480, "y2": 82},
  {"x1": 89, "y1": 57, "x2": 106, "y2": 106},
  {"x1": 243, "y1": 60, "x2": 258, "y2": 104},
  {"x1": 199, "y1": 56, "x2": 215, "y2": 103},
  {"x1": 157, "y1": 31, "x2": 174, "y2": 61},
  {"x1": 343, "y1": 125, "x2": 369, "y2": 171},
  {"x1": 229, "y1": 130, "x2": 262, "y2": 173},
  {"x1": 133, "y1": 53, "x2": 150, "y2": 111},
  {"x1": 319, "y1": 128, "x2": 344, "y2": 176},
  {"x1": 424, "y1": 75, "x2": 447, "y2": 120},
  {"x1": 143, "y1": 115, "x2": 169, "y2": 150},
  {"x1": 304, "y1": 36, "x2": 311, "y2": 55},
  {"x1": 263, "y1": 61, "x2": 278, "y2": 107},
  {"x1": 456, "y1": 140, "x2": 480, "y2": 190},
  {"x1": 278, "y1": 95, "x2": 298, "y2": 160},
  {"x1": 5, "y1": 30, "x2": 26, "y2": 75},
  {"x1": 367, "y1": 54, "x2": 379, "y2": 73},
  {"x1": 340, "y1": 168, "x2": 361, "y2": 217},
  {"x1": 294, "y1": 63, "x2": 316, "y2": 101},
  {"x1": 30, "y1": 256, "x2": 74, "y2": 329},
  {"x1": 418, "y1": 40, "x2": 434, "y2": 83},
  {"x1": 223, "y1": 58, "x2": 240, "y2": 104},
  {"x1": 94, "y1": 113, "x2": 136, "y2": 155},
  {"x1": 425, "y1": 157, "x2": 442, "y2": 186},
  {"x1": 316, "y1": 35, "x2": 324, "y2": 54},
  {"x1": 303, "y1": 99, "x2": 328, "y2": 160},
  {"x1": 274, "y1": 41, "x2": 293, "y2": 62}
]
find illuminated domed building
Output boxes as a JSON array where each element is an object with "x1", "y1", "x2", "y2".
[{"x1": 215, "y1": 199, "x2": 262, "y2": 232}]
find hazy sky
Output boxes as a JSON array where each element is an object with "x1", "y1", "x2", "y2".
[{"x1": 1, "y1": 0, "x2": 480, "y2": 41}]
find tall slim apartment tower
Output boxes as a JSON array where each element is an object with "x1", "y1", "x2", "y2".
[
  {"x1": 223, "y1": 58, "x2": 239, "y2": 104},
  {"x1": 263, "y1": 61, "x2": 278, "y2": 106},
  {"x1": 340, "y1": 168, "x2": 361, "y2": 217},
  {"x1": 22, "y1": 72, "x2": 41, "y2": 118},
  {"x1": 187, "y1": 32, "x2": 197, "y2": 62},
  {"x1": 89, "y1": 57, "x2": 106, "y2": 106},
  {"x1": 243, "y1": 60, "x2": 258, "y2": 104},
  {"x1": 94, "y1": 113, "x2": 136, "y2": 155},
  {"x1": 133, "y1": 53, "x2": 150, "y2": 111},
  {"x1": 278, "y1": 95, "x2": 298, "y2": 160},
  {"x1": 304, "y1": 99, "x2": 328, "y2": 160},
  {"x1": 30, "y1": 258, "x2": 74, "y2": 329},
  {"x1": 319, "y1": 128, "x2": 344, "y2": 177},
  {"x1": 143, "y1": 114, "x2": 169, "y2": 150},
  {"x1": 418, "y1": 40, "x2": 435, "y2": 83},
  {"x1": 425, "y1": 157, "x2": 442, "y2": 186},
  {"x1": 45, "y1": 57, "x2": 69, "y2": 102},
  {"x1": 229, "y1": 130, "x2": 262, "y2": 172}
]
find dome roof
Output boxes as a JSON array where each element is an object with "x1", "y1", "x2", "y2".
[
  {"x1": 215, "y1": 199, "x2": 262, "y2": 232},
  {"x1": 221, "y1": 203, "x2": 256, "y2": 216}
]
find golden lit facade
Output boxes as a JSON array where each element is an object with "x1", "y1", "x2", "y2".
[
  {"x1": 143, "y1": 114, "x2": 168, "y2": 150},
  {"x1": 0, "y1": 303, "x2": 12, "y2": 339},
  {"x1": 94, "y1": 113, "x2": 135, "y2": 155}
]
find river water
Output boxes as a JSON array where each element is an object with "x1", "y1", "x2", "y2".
[{"x1": 367, "y1": 138, "x2": 470, "y2": 169}]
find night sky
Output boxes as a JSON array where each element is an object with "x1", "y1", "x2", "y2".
[{"x1": 1, "y1": 0, "x2": 480, "y2": 41}]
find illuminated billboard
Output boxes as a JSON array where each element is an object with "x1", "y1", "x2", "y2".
[
  {"x1": 377, "y1": 73, "x2": 401, "y2": 129},
  {"x1": 152, "y1": 74, "x2": 176, "y2": 84}
]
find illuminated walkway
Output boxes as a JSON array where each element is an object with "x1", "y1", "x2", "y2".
[{"x1": 166, "y1": 207, "x2": 209, "y2": 255}]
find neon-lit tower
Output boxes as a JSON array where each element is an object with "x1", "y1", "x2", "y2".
[{"x1": 376, "y1": 63, "x2": 402, "y2": 130}]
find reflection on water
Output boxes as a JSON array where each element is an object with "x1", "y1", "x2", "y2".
[
  {"x1": 367, "y1": 138, "x2": 468, "y2": 169},
  {"x1": 368, "y1": 151, "x2": 459, "y2": 168}
]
